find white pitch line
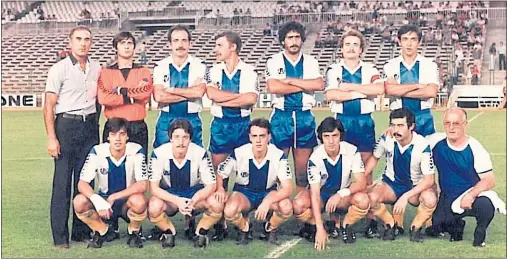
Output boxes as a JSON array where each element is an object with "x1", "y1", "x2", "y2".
[
  {"x1": 264, "y1": 238, "x2": 302, "y2": 258},
  {"x1": 468, "y1": 111, "x2": 484, "y2": 123}
]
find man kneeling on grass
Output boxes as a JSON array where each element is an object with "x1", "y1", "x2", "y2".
[
  {"x1": 148, "y1": 119, "x2": 224, "y2": 248},
  {"x1": 293, "y1": 117, "x2": 370, "y2": 251},
  {"x1": 73, "y1": 118, "x2": 149, "y2": 248}
]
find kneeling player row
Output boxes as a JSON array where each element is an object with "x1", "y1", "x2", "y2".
[{"x1": 74, "y1": 107, "x2": 502, "y2": 250}]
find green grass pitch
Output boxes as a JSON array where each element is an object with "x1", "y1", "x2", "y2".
[{"x1": 1, "y1": 110, "x2": 505, "y2": 258}]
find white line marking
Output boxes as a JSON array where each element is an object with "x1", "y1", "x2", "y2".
[
  {"x1": 264, "y1": 238, "x2": 302, "y2": 258},
  {"x1": 468, "y1": 111, "x2": 484, "y2": 123}
]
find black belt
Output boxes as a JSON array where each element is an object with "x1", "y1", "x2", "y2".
[{"x1": 59, "y1": 113, "x2": 96, "y2": 122}]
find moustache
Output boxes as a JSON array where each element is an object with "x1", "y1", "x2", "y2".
[
  {"x1": 393, "y1": 133, "x2": 402, "y2": 137},
  {"x1": 290, "y1": 45, "x2": 300, "y2": 48},
  {"x1": 177, "y1": 48, "x2": 186, "y2": 51}
]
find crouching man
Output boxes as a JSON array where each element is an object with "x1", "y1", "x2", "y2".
[{"x1": 73, "y1": 118, "x2": 149, "y2": 248}]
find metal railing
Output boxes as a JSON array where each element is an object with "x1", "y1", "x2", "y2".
[
  {"x1": 196, "y1": 7, "x2": 506, "y2": 28},
  {"x1": 1, "y1": 18, "x2": 120, "y2": 36},
  {"x1": 126, "y1": 6, "x2": 198, "y2": 19}
]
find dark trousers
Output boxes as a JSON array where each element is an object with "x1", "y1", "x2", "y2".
[
  {"x1": 432, "y1": 194, "x2": 495, "y2": 243},
  {"x1": 51, "y1": 114, "x2": 99, "y2": 245},
  {"x1": 102, "y1": 120, "x2": 148, "y2": 160},
  {"x1": 499, "y1": 54, "x2": 505, "y2": 70}
]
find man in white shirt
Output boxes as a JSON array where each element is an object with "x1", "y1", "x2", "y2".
[
  {"x1": 73, "y1": 118, "x2": 148, "y2": 248},
  {"x1": 364, "y1": 108, "x2": 437, "y2": 242},
  {"x1": 217, "y1": 118, "x2": 293, "y2": 245},
  {"x1": 498, "y1": 41, "x2": 506, "y2": 70}
]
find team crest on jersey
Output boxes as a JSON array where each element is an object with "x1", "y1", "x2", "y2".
[
  {"x1": 99, "y1": 168, "x2": 108, "y2": 175},
  {"x1": 394, "y1": 74, "x2": 399, "y2": 80},
  {"x1": 163, "y1": 74, "x2": 170, "y2": 83},
  {"x1": 278, "y1": 68, "x2": 285, "y2": 75},
  {"x1": 387, "y1": 151, "x2": 393, "y2": 158},
  {"x1": 163, "y1": 170, "x2": 170, "y2": 176},
  {"x1": 240, "y1": 171, "x2": 249, "y2": 178},
  {"x1": 321, "y1": 173, "x2": 328, "y2": 180},
  {"x1": 336, "y1": 77, "x2": 342, "y2": 84},
  {"x1": 381, "y1": 74, "x2": 388, "y2": 79}
]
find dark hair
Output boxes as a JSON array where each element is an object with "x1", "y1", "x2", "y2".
[
  {"x1": 104, "y1": 118, "x2": 128, "y2": 135},
  {"x1": 215, "y1": 31, "x2": 242, "y2": 53},
  {"x1": 168, "y1": 25, "x2": 191, "y2": 42},
  {"x1": 248, "y1": 118, "x2": 271, "y2": 134},
  {"x1": 397, "y1": 24, "x2": 422, "y2": 42},
  {"x1": 317, "y1": 117, "x2": 345, "y2": 142},
  {"x1": 278, "y1": 21, "x2": 306, "y2": 45},
  {"x1": 112, "y1": 31, "x2": 136, "y2": 50},
  {"x1": 389, "y1": 108, "x2": 416, "y2": 128},
  {"x1": 69, "y1": 26, "x2": 91, "y2": 38},
  {"x1": 168, "y1": 119, "x2": 193, "y2": 140}
]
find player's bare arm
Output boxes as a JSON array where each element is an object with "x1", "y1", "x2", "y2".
[
  {"x1": 217, "y1": 92, "x2": 258, "y2": 107},
  {"x1": 105, "y1": 180, "x2": 148, "y2": 204},
  {"x1": 461, "y1": 171, "x2": 495, "y2": 209},
  {"x1": 309, "y1": 183, "x2": 327, "y2": 251},
  {"x1": 153, "y1": 84, "x2": 186, "y2": 103},
  {"x1": 384, "y1": 78, "x2": 421, "y2": 97},
  {"x1": 168, "y1": 81, "x2": 206, "y2": 99},
  {"x1": 43, "y1": 92, "x2": 60, "y2": 158},
  {"x1": 149, "y1": 180, "x2": 191, "y2": 208},
  {"x1": 266, "y1": 78, "x2": 303, "y2": 95},
  {"x1": 404, "y1": 83, "x2": 438, "y2": 99},
  {"x1": 255, "y1": 179, "x2": 292, "y2": 221},
  {"x1": 349, "y1": 172, "x2": 367, "y2": 194},
  {"x1": 206, "y1": 84, "x2": 240, "y2": 102},
  {"x1": 363, "y1": 155, "x2": 380, "y2": 178},
  {"x1": 325, "y1": 88, "x2": 363, "y2": 102},
  {"x1": 340, "y1": 82, "x2": 385, "y2": 96},
  {"x1": 286, "y1": 77, "x2": 325, "y2": 92},
  {"x1": 189, "y1": 182, "x2": 217, "y2": 207}
]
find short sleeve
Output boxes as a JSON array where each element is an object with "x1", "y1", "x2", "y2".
[
  {"x1": 373, "y1": 135, "x2": 387, "y2": 159},
  {"x1": 134, "y1": 149, "x2": 148, "y2": 181},
  {"x1": 80, "y1": 147, "x2": 98, "y2": 183},
  {"x1": 382, "y1": 60, "x2": 396, "y2": 79},
  {"x1": 45, "y1": 63, "x2": 63, "y2": 94},
  {"x1": 199, "y1": 152, "x2": 217, "y2": 185},
  {"x1": 306, "y1": 57, "x2": 322, "y2": 79},
  {"x1": 421, "y1": 59, "x2": 440, "y2": 87},
  {"x1": 265, "y1": 57, "x2": 282, "y2": 80},
  {"x1": 217, "y1": 151, "x2": 237, "y2": 179},
  {"x1": 366, "y1": 65, "x2": 382, "y2": 84},
  {"x1": 153, "y1": 64, "x2": 165, "y2": 85},
  {"x1": 351, "y1": 152, "x2": 365, "y2": 174},
  {"x1": 148, "y1": 152, "x2": 163, "y2": 182},
  {"x1": 240, "y1": 69, "x2": 259, "y2": 94},
  {"x1": 420, "y1": 146, "x2": 435, "y2": 175},
  {"x1": 307, "y1": 159, "x2": 322, "y2": 185},
  {"x1": 325, "y1": 66, "x2": 339, "y2": 90},
  {"x1": 276, "y1": 154, "x2": 292, "y2": 181},
  {"x1": 471, "y1": 141, "x2": 493, "y2": 174}
]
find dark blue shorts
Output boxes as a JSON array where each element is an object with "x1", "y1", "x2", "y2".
[
  {"x1": 336, "y1": 113, "x2": 375, "y2": 152},
  {"x1": 233, "y1": 185, "x2": 276, "y2": 210},
  {"x1": 165, "y1": 184, "x2": 204, "y2": 199},
  {"x1": 414, "y1": 110, "x2": 435, "y2": 137},
  {"x1": 154, "y1": 111, "x2": 203, "y2": 148},
  {"x1": 99, "y1": 193, "x2": 128, "y2": 224},
  {"x1": 209, "y1": 117, "x2": 250, "y2": 154},
  {"x1": 382, "y1": 175, "x2": 413, "y2": 200},
  {"x1": 270, "y1": 109, "x2": 318, "y2": 149}
]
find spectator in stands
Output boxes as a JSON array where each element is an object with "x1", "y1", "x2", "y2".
[
  {"x1": 471, "y1": 65, "x2": 480, "y2": 85},
  {"x1": 263, "y1": 23, "x2": 272, "y2": 36},
  {"x1": 489, "y1": 43, "x2": 497, "y2": 69},
  {"x1": 424, "y1": 29, "x2": 434, "y2": 46},
  {"x1": 498, "y1": 42, "x2": 506, "y2": 70},
  {"x1": 44, "y1": 26, "x2": 102, "y2": 249},
  {"x1": 455, "y1": 44, "x2": 464, "y2": 73},
  {"x1": 245, "y1": 8, "x2": 252, "y2": 25},
  {"x1": 435, "y1": 29, "x2": 443, "y2": 47},
  {"x1": 435, "y1": 12, "x2": 443, "y2": 29},
  {"x1": 465, "y1": 64, "x2": 473, "y2": 85},
  {"x1": 467, "y1": 34, "x2": 476, "y2": 48},
  {"x1": 139, "y1": 41, "x2": 147, "y2": 65},
  {"x1": 472, "y1": 45, "x2": 482, "y2": 73},
  {"x1": 381, "y1": 28, "x2": 391, "y2": 43}
]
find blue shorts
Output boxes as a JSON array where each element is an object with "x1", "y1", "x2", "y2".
[
  {"x1": 320, "y1": 191, "x2": 334, "y2": 206},
  {"x1": 270, "y1": 109, "x2": 318, "y2": 149},
  {"x1": 99, "y1": 193, "x2": 128, "y2": 224},
  {"x1": 413, "y1": 110, "x2": 435, "y2": 137},
  {"x1": 209, "y1": 117, "x2": 250, "y2": 154},
  {"x1": 154, "y1": 111, "x2": 203, "y2": 148},
  {"x1": 382, "y1": 175, "x2": 413, "y2": 200},
  {"x1": 336, "y1": 113, "x2": 375, "y2": 152},
  {"x1": 165, "y1": 184, "x2": 204, "y2": 199},
  {"x1": 233, "y1": 185, "x2": 276, "y2": 210}
]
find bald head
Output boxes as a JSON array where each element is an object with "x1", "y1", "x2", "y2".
[{"x1": 444, "y1": 107, "x2": 467, "y2": 122}]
